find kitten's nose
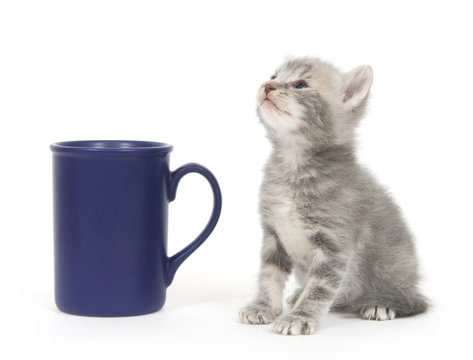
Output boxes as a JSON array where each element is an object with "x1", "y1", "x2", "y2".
[{"x1": 265, "y1": 83, "x2": 276, "y2": 95}]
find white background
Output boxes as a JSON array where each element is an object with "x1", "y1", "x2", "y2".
[{"x1": 1, "y1": 0, "x2": 472, "y2": 358}]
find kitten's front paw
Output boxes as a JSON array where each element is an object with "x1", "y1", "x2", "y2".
[
  {"x1": 239, "y1": 304, "x2": 281, "y2": 325},
  {"x1": 273, "y1": 315, "x2": 316, "y2": 335}
]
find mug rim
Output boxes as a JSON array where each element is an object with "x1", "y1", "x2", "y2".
[{"x1": 51, "y1": 140, "x2": 173, "y2": 155}]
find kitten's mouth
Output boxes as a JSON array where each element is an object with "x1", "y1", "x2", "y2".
[
  {"x1": 262, "y1": 97, "x2": 282, "y2": 111},
  {"x1": 263, "y1": 98, "x2": 277, "y2": 107},
  {"x1": 262, "y1": 97, "x2": 291, "y2": 116}
]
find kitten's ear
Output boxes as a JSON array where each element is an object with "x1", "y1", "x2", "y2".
[{"x1": 342, "y1": 65, "x2": 373, "y2": 109}]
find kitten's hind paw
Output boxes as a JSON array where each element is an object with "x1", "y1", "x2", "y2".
[
  {"x1": 273, "y1": 315, "x2": 316, "y2": 335},
  {"x1": 360, "y1": 306, "x2": 396, "y2": 320},
  {"x1": 239, "y1": 304, "x2": 281, "y2": 325}
]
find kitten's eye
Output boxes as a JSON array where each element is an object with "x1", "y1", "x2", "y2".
[
  {"x1": 293, "y1": 80, "x2": 308, "y2": 89},
  {"x1": 270, "y1": 74, "x2": 277, "y2": 80}
]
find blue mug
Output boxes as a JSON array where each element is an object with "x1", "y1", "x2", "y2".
[{"x1": 51, "y1": 140, "x2": 222, "y2": 316}]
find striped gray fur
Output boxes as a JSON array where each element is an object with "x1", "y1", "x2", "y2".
[{"x1": 239, "y1": 56, "x2": 428, "y2": 335}]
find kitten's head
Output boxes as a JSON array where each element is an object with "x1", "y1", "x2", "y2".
[{"x1": 257, "y1": 57, "x2": 373, "y2": 150}]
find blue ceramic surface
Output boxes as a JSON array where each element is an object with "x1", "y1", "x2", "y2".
[{"x1": 51, "y1": 140, "x2": 222, "y2": 316}]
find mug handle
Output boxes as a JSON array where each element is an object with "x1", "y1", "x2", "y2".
[{"x1": 165, "y1": 163, "x2": 222, "y2": 287}]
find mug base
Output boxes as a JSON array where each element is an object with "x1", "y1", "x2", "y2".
[
  {"x1": 55, "y1": 304, "x2": 164, "y2": 317},
  {"x1": 55, "y1": 297, "x2": 166, "y2": 317}
]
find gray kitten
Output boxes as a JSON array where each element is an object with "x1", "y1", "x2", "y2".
[{"x1": 239, "y1": 57, "x2": 428, "y2": 335}]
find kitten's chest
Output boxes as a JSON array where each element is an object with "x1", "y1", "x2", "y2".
[{"x1": 262, "y1": 180, "x2": 315, "y2": 264}]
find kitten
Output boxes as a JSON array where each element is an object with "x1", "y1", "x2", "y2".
[{"x1": 239, "y1": 56, "x2": 428, "y2": 335}]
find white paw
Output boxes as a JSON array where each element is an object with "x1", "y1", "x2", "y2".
[
  {"x1": 360, "y1": 306, "x2": 396, "y2": 320},
  {"x1": 273, "y1": 315, "x2": 316, "y2": 335},
  {"x1": 239, "y1": 304, "x2": 281, "y2": 325}
]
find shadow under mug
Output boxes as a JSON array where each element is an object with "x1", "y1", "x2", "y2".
[{"x1": 51, "y1": 140, "x2": 222, "y2": 316}]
